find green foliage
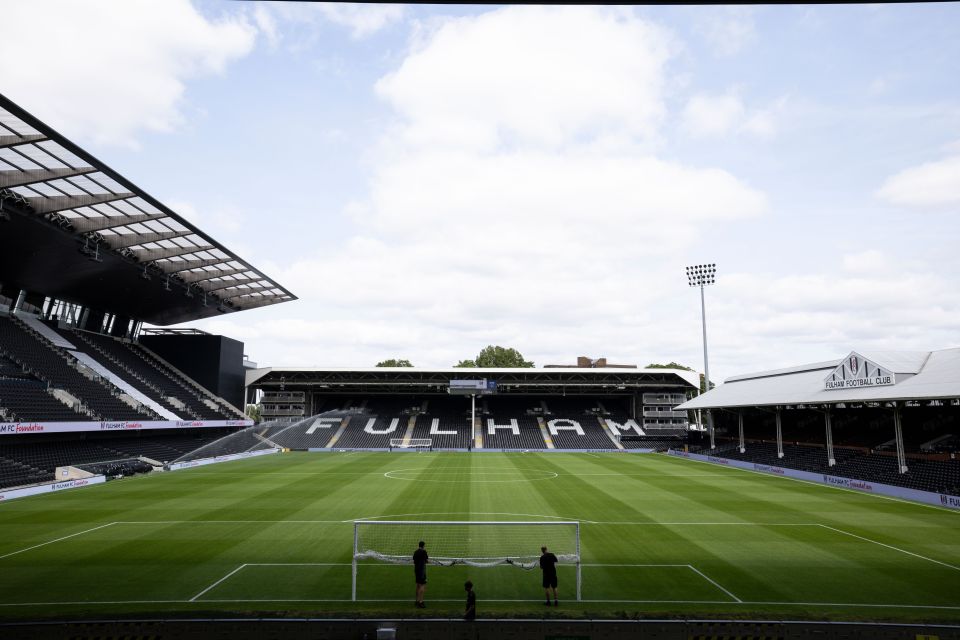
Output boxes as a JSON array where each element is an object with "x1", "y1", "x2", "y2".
[
  {"x1": 457, "y1": 345, "x2": 533, "y2": 368},
  {"x1": 244, "y1": 403, "x2": 261, "y2": 422},
  {"x1": 376, "y1": 359, "x2": 413, "y2": 367},
  {"x1": 647, "y1": 362, "x2": 711, "y2": 393},
  {"x1": 646, "y1": 362, "x2": 694, "y2": 371}
]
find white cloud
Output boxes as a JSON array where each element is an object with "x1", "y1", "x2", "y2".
[
  {"x1": 316, "y1": 3, "x2": 404, "y2": 38},
  {"x1": 376, "y1": 6, "x2": 674, "y2": 151},
  {"x1": 695, "y1": 7, "x2": 756, "y2": 57},
  {"x1": 261, "y1": 3, "x2": 404, "y2": 41},
  {"x1": 877, "y1": 155, "x2": 960, "y2": 208},
  {"x1": 681, "y1": 92, "x2": 785, "y2": 139},
  {"x1": 841, "y1": 250, "x2": 887, "y2": 274},
  {"x1": 681, "y1": 93, "x2": 745, "y2": 137},
  {"x1": 186, "y1": 7, "x2": 773, "y2": 371},
  {"x1": 0, "y1": 0, "x2": 256, "y2": 148}
]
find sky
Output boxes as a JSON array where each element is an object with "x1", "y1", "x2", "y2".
[{"x1": 2, "y1": 1, "x2": 959, "y2": 382}]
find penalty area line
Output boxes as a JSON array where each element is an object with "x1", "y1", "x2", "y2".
[
  {"x1": 687, "y1": 565, "x2": 741, "y2": 603},
  {"x1": 191, "y1": 564, "x2": 247, "y2": 602},
  {"x1": 0, "y1": 522, "x2": 116, "y2": 560},
  {"x1": 818, "y1": 524, "x2": 960, "y2": 572}
]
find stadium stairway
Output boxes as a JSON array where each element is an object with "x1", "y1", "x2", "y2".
[
  {"x1": 66, "y1": 329, "x2": 192, "y2": 419},
  {"x1": 598, "y1": 417, "x2": 626, "y2": 450},
  {"x1": 130, "y1": 341, "x2": 245, "y2": 419},
  {"x1": 535, "y1": 417, "x2": 556, "y2": 449},
  {"x1": 547, "y1": 415, "x2": 619, "y2": 450}
]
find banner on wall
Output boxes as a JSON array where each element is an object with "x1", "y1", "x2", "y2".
[
  {"x1": 166, "y1": 447, "x2": 279, "y2": 471},
  {"x1": 0, "y1": 475, "x2": 106, "y2": 503},
  {"x1": 0, "y1": 419, "x2": 252, "y2": 436}
]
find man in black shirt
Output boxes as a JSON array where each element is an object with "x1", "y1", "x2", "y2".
[
  {"x1": 413, "y1": 540, "x2": 428, "y2": 608},
  {"x1": 464, "y1": 580, "x2": 476, "y2": 620},
  {"x1": 539, "y1": 545, "x2": 559, "y2": 606}
]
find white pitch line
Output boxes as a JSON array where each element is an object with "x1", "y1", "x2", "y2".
[
  {"x1": 347, "y1": 511, "x2": 597, "y2": 524},
  {"x1": 687, "y1": 565, "x2": 742, "y2": 603},
  {"x1": 0, "y1": 522, "x2": 115, "y2": 560},
  {"x1": 582, "y1": 563, "x2": 689, "y2": 567},
  {"x1": 0, "y1": 597, "x2": 959, "y2": 610},
  {"x1": 190, "y1": 564, "x2": 247, "y2": 602},
  {"x1": 589, "y1": 522, "x2": 820, "y2": 526},
  {"x1": 116, "y1": 520, "x2": 345, "y2": 524},
  {"x1": 245, "y1": 563, "x2": 351, "y2": 566},
  {"x1": 818, "y1": 524, "x2": 960, "y2": 572}
]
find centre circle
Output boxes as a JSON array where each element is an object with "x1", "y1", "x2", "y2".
[{"x1": 384, "y1": 468, "x2": 558, "y2": 483}]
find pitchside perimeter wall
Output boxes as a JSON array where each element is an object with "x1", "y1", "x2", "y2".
[
  {"x1": 0, "y1": 448, "x2": 279, "y2": 502},
  {"x1": 668, "y1": 449, "x2": 960, "y2": 510}
]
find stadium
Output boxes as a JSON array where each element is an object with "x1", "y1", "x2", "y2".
[{"x1": 1, "y1": 89, "x2": 959, "y2": 640}]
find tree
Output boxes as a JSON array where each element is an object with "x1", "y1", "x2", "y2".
[
  {"x1": 646, "y1": 362, "x2": 712, "y2": 393},
  {"x1": 376, "y1": 359, "x2": 413, "y2": 367},
  {"x1": 646, "y1": 362, "x2": 694, "y2": 371},
  {"x1": 245, "y1": 403, "x2": 261, "y2": 423},
  {"x1": 456, "y1": 346, "x2": 534, "y2": 368}
]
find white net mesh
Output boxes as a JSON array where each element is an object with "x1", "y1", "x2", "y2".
[
  {"x1": 390, "y1": 438, "x2": 432, "y2": 448},
  {"x1": 353, "y1": 521, "x2": 579, "y2": 570}
]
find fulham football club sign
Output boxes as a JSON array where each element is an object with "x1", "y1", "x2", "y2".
[{"x1": 824, "y1": 352, "x2": 895, "y2": 391}]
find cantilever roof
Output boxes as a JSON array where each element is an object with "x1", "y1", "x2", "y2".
[
  {"x1": 0, "y1": 94, "x2": 295, "y2": 317},
  {"x1": 247, "y1": 366, "x2": 701, "y2": 389},
  {"x1": 679, "y1": 348, "x2": 960, "y2": 409}
]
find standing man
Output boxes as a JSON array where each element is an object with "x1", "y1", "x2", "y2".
[
  {"x1": 464, "y1": 580, "x2": 476, "y2": 621},
  {"x1": 539, "y1": 545, "x2": 559, "y2": 606},
  {"x1": 413, "y1": 540, "x2": 428, "y2": 608}
]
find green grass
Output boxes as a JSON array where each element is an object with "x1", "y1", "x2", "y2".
[{"x1": 0, "y1": 451, "x2": 958, "y2": 622}]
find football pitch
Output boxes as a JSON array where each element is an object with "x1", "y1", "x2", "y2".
[{"x1": 1, "y1": 451, "x2": 958, "y2": 622}]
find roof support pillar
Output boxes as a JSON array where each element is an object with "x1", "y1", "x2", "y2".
[
  {"x1": 738, "y1": 409, "x2": 745, "y2": 453},
  {"x1": 893, "y1": 402, "x2": 908, "y2": 474},
  {"x1": 775, "y1": 407, "x2": 784, "y2": 459},
  {"x1": 824, "y1": 405, "x2": 836, "y2": 467},
  {"x1": 706, "y1": 409, "x2": 715, "y2": 450}
]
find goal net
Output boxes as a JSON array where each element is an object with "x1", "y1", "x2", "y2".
[
  {"x1": 352, "y1": 520, "x2": 580, "y2": 600},
  {"x1": 389, "y1": 438, "x2": 431, "y2": 450}
]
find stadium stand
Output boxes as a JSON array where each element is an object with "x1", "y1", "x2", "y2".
[
  {"x1": 0, "y1": 378, "x2": 89, "y2": 422},
  {"x1": 0, "y1": 315, "x2": 157, "y2": 421},
  {"x1": 0, "y1": 429, "x2": 231, "y2": 489},
  {"x1": 548, "y1": 415, "x2": 618, "y2": 450},
  {"x1": 711, "y1": 439, "x2": 960, "y2": 495},
  {"x1": 333, "y1": 415, "x2": 404, "y2": 449},
  {"x1": 413, "y1": 395, "x2": 472, "y2": 449},
  {"x1": 172, "y1": 425, "x2": 275, "y2": 463},
  {"x1": 64, "y1": 328, "x2": 235, "y2": 420},
  {"x1": 479, "y1": 397, "x2": 546, "y2": 450},
  {"x1": 260, "y1": 415, "x2": 339, "y2": 449},
  {"x1": 619, "y1": 436, "x2": 686, "y2": 451}
]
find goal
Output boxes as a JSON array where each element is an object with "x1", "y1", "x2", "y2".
[
  {"x1": 351, "y1": 520, "x2": 580, "y2": 600},
  {"x1": 389, "y1": 438, "x2": 432, "y2": 450}
]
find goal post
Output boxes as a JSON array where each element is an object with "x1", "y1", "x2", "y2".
[{"x1": 351, "y1": 520, "x2": 581, "y2": 601}]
